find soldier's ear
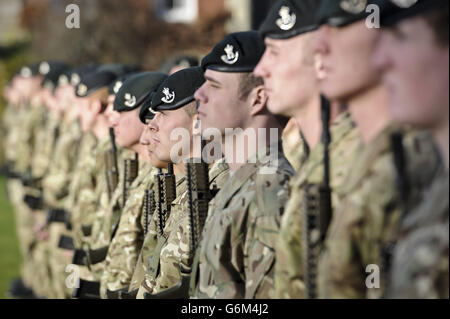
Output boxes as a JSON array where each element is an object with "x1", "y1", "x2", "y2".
[{"x1": 249, "y1": 85, "x2": 268, "y2": 116}]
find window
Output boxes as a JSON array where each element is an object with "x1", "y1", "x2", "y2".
[{"x1": 154, "y1": 0, "x2": 198, "y2": 23}]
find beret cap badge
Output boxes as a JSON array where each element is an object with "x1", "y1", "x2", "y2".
[
  {"x1": 113, "y1": 81, "x2": 123, "y2": 94},
  {"x1": 20, "y1": 67, "x2": 32, "y2": 78},
  {"x1": 124, "y1": 93, "x2": 137, "y2": 108},
  {"x1": 77, "y1": 83, "x2": 88, "y2": 96},
  {"x1": 161, "y1": 87, "x2": 176, "y2": 104},
  {"x1": 221, "y1": 44, "x2": 240, "y2": 65},
  {"x1": 39, "y1": 62, "x2": 51, "y2": 75},
  {"x1": 340, "y1": 0, "x2": 368, "y2": 14},
  {"x1": 71, "y1": 73, "x2": 81, "y2": 86},
  {"x1": 276, "y1": 6, "x2": 297, "y2": 31},
  {"x1": 390, "y1": 0, "x2": 418, "y2": 8},
  {"x1": 59, "y1": 75, "x2": 69, "y2": 86}
]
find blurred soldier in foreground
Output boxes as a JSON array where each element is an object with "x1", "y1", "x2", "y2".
[
  {"x1": 373, "y1": 0, "x2": 449, "y2": 299},
  {"x1": 255, "y1": 0, "x2": 362, "y2": 299},
  {"x1": 314, "y1": 0, "x2": 441, "y2": 298}
]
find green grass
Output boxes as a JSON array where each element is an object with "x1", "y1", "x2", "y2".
[{"x1": 0, "y1": 176, "x2": 21, "y2": 299}]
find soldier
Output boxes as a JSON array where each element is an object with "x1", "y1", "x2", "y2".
[
  {"x1": 136, "y1": 67, "x2": 229, "y2": 298},
  {"x1": 125, "y1": 93, "x2": 171, "y2": 297},
  {"x1": 254, "y1": 0, "x2": 363, "y2": 299},
  {"x1": 313, "y1": 0, "x2": 441, "y2": 298},
  {"x1": 190, "y1": 31, "x2": 294, "y2": 299},
  {"x1": 46, "y1": 68, "x2": 118, "y2": 298},
  {"x1": 373, "y1": 0, "x2": 449, "y2": 298},
  {"x1": 99, "y1": 72, "x2": 167, "y2": 299},
  {"x1": 2, "y1": 65, "x2": 42, "y2": 298}
]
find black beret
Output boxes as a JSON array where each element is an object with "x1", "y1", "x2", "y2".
[
  {"x1": 316, "y1": 0, "x2": 388, "y2": 27},
  {"x1": 114, "y1": 72, "x2": 168, "y2": 112},
  {"x1": 151, "y1": 67, "x2": 205, "y2": 112},
  {"x1": 380, "y1": 0, "x2": 446, "y2": 26},
  {"x1": 159, "y1": 55, "x2": 199, "y2": 74},
  {"x1": 68, "y1": 64, "x2": 99, "y2": 87},
  {"x1": 39, "y1": 61, "x2": 71, "y2": 90},
  {"x1": 18, "y1": 63, "x2": 40, "y2": 78},
  {"x1": 75, "y1": 70, "x2": 117, "y2": 98},
  {"x1": 260, "y1": 0, "x2": 323, "y2": 39},
  {"x1": 139, "y1": 92, "x2": 157, "y2": 123},
  {"x1": 108, "y1": 72, "x2": 141, "y2": 96},
  {"x1": 201, "y1": 31, "x2": 265, "y2": 73}
]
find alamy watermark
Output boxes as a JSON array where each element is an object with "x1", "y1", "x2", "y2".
[
  {"x1": 167, "y1": 125, "x2": 279, "y2": 175},
  {"x1": 66, "y1": 4, "x2": 80, "y2": 29}
]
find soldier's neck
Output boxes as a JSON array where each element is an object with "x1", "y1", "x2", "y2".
[
  {"x1": 348, "y1": 84, "x2": 391, "y2": 145},
  {"x1": 223, "y1": 124, "x2": 280, "y2": 172},
  {"x1": 293, "y1": 94, "x2": 322, "y2": 150}
]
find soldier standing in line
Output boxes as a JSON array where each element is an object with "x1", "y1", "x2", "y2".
[
  {"x1": 373, "y1": 0, "x2": 449, "y2": 298},
  {"x1": 313, "y1": 0, "x2": 441, "y2": 298},
  {"x1": 190, "y1": 31, "x2": 294, "y2": 299},
  {"x1": 254, "y1": 0, "x2": 363, "y2": 299}
]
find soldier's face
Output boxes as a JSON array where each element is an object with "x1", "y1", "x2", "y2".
[
  {"x1": 149, "y1": 105, "x2": 195, "y2": 163},
  {"x1": 314, "y1": 22, "x2": 381, "y2": 102},
  {"x1": 112, "y1": 108, "x2": 144, "y2": 149},
  {"x1": 55, "y1": 85, "x2": 75, "y2": 112},
  {"x1": 254, "y1": 33, "x2": 319, "y2": 117},
  {"x1": 79, "y1": 98, "x2": 96, "y2": 132},
  {"x1": 105, "y1": 95, "x2": 120, "y2": 127},
  {"x1": 140, "y1": 122, "x2": 167, "y2": 169},
  {"x1": 195, "y1": 70, "x2": 251, "y2": 137},
  {"x1": 373, "y1": 17, "x2": 449, "y2": 130}
]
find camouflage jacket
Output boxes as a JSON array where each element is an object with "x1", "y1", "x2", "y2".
[
  {"x1": 318, "y1": 126, "x2": 440, "y2": 299},
  {"x1": 42, "y1": 119, "x2": 82, "y2": 208},
  {"x1": 138, "y1": 159, "x2": 230, "y2": 297},
  {"x1": 274, "y1": 112, "x2": 362, "y2": 299},
  {"x1": 191, "y1": 143, "x2": 294, "y2": 299},
  {"x1": 66, "y1": 135, "x2": 112, "y2": 247},
  {"x1": 388, "y1": 172, "x2": 449, "y2": 299},
  {"x1": 31, "y1": 111, "x2": 60, "y2": 180},
  {"x1": 131, "y1": 173, "x2": 187, "y2": 295},
  {"x1": 100, "y1": 163, "x2": 157, "y2": 297},
  {"x1": 14, "y1": 104, "x2": 47, "y2": 174},
  {"x1": 88, "y1": 148, "x2": 134, "y2": 250}
]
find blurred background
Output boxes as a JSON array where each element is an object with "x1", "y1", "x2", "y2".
[{"x1": 0, "y1": 0, "x2": 278, "y2": 298}]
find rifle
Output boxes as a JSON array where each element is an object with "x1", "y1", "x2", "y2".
[
  {"x1": 105, "y1": 128, "x2": 119, "y2": 199},
  {"x1": 110, "y1": 154, "x2": 139, "y2": 240},
  {"x1": 155, "y1": 163, "x2": 176, "y2": 237},
  {"x1": 143, "y1": 189, "x2": 156, "y2": 237},
  {"x1": 303, "y1": 95, "x2": 332, "y2": 299},
  {"x1": 381, "y1": 132, "x2": 410, "y2": 297},
  {"x1": 122, "y1": 153, "x2": 139, "y2": 207},
  {"x1": 145, "y1": 143, "x2": 217, "y2": 299}
]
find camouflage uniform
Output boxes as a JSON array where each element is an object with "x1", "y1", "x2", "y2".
[
  {"x1": 274, "y1": 112, "x2": 362, "y2": 299},
  {"x1": 318, "y1": 126, "x2": 441, "y2": 299},
  {"x1": 282, "y1": 121, "x2": 307, "y2": 173},
  {"x1": 388, "y1": 173, "x2": 449, "y2": 299},
  {"x1": 42, "y1": 118, "x2": 82, "y2": 298},
  {"x1": 138, "y1": 159, "x2": 229, "y2": 297},
  {"x1": 132, "y1": 174, "x2": 187, "y2": 297},
  {"x1": 99, "y1": 162, "x2": 156, "y2": 298},
  {"x1": 42, "y1": 118, "x2": 82, "y2": 208},
  {"x1": 191, "y1": 143, "x2": 294, "y2": 299},
  {"x1": 76, "y1": 150, "x2": 134, "y2": 284}
]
